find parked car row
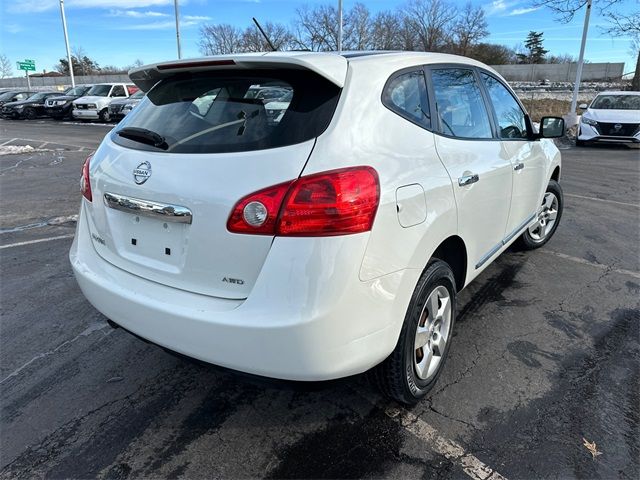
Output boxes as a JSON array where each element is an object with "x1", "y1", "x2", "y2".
[{"x1": 0, "y1": 83, "x2": 142, "y2": 122}]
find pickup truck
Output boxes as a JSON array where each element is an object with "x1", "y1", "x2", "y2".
[{"x1": 72, "y1": 83, "x2": 138, "y2": 122}]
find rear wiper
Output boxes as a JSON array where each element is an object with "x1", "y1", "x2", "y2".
[{"x1": 116, "y1": 127, "x2": 168, "y2": 150}]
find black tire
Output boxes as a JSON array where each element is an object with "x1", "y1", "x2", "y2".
[
  {"x1": 98, "y1": 109, "x2": 111, "y2": 122},
  {"x1": 516, "y1": 179, "x2": 563, "y2": 250},
  {"x1": 371, "y1": 259, "x2": 457, "y2": 405},
  {"x1": 23, "y1": 108, "x2": 37, "y2": 120},
  {"x1": 575, "y1": 138, "x2": 586, "y2": 147}
]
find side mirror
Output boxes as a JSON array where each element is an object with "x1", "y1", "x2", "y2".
[
  {"x1": 578, "y1": 103, "x2": 588, "y2": 110},
  {"x1": 539, "y1": 116, "x2": 565, "y2": 139}
]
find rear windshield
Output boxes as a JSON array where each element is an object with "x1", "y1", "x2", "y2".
[
  {"x1": 590, "y1": 95, "x2": 640, "y2": 110},
  {"x1": 111, "y1": 69, "x2": 341, "y2": 154}
]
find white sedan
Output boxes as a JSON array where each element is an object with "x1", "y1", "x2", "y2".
[
  {"x1": 577, "y1": 91, "x2": 640, "y2": 146},
  {"x1": 70, "y1": 51, "x2": 564, "y2": 404}
]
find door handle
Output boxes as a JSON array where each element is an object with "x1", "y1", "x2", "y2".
[
  {"x1": 514, "y1": 162, "x2": 525, "y2": 171},
  {"x1": 458, "y1": 174, "x2": 479, "y2": 187}
]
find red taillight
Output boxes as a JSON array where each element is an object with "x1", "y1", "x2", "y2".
[
  {"x1": 226, "y1": 181, "x2": 293, "y2": 235},
  {"x1": 81, "y1": 154, "x2": 93, "y2": 202},
  {"x1": 227, "y1": 167, "x2": 380, "y2": 237},
  {"x1": 278, "y1": 167, "x2": 380, "y2": 236}
]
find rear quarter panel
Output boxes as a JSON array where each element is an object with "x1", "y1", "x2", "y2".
[{"x1": 304, "y1": 59, "x2": 458, "y2": 282}]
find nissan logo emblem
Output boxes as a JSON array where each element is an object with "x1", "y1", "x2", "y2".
[{"x1": 133, "y1": 161, "x2": 152, "y2": 185}]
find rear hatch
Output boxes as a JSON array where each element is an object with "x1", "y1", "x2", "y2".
[{"x1": 85, "y1": 58, "x2": 344, "y2": 299}]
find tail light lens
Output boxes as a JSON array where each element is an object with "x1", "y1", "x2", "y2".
[
  {"x1": 226, "y1": 181, "x2": 293, "y2": 235},
  {"x1": 81, "y1": 154, "x2": 93, "y2": 202},
  {"x1": 227, "y1": 166, "x2": 379, "y2": 237}
]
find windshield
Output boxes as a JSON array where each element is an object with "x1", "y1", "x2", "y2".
[
  {"x1": 65, "y1": 86, "x2": 90, "y2": 96},
  {"x1": 87, "y1": 85, "x2": 111, "y2": 96},
  {"x1": 25, "y1": 92, "x2": 49, "y2": 102},
  {"x1": 0, "y1": 92, "x2": 20, "y2": 101},
  {"x1": 112, "y1": 69, "x2": 340, "y2": 154},
  {"x1": 590, "y1": 95, "x2": 640, "y2": 110}
]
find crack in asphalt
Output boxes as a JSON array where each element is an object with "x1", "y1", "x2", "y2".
[{"x1": 0, "y1": 323, "x2": 111, "y2": 386}]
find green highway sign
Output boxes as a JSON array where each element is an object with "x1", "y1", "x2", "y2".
[
  {"x1": 24, "y1": 59, "x2": 35, "y2": 65},
  {"x1": 17, "y1": 61, "x2": 35, "y2": 71}
]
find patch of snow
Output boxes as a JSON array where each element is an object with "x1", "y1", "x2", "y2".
[{"x1": 0, "y1": 145, "x2": 48, "y2": 156}]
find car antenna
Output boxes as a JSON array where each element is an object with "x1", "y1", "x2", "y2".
[{"x1": 252, "y1": 17, "x2": 277, "y2": 51}]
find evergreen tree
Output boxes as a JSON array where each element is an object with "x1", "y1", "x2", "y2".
[{"x1": 516, "y1": 31, "x2": 549, "y2": 64}]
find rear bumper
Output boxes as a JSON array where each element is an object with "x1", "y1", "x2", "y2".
[{"x1": 70, "y1": 205, "x2": 418, "y2": 381}]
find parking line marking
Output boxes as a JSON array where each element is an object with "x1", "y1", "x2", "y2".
[
  {"x1": 0, "y1": 138, "x2": 17, "y2": 146},
  {"x1": 398, "y1": 407, "x2": 507, "y2": 480},
  {"x1": 543, "y1": 250, "x2": 640, "y2": 279},
  {"x1": 350, "y1": 385, "x2": 507, "y2": 480},
  {"x1": 0, "y1": 234, "x2": 75, "y2": 250},
  {"x1": 565, "y1": 193, "x2": 638, "y2": 208}
]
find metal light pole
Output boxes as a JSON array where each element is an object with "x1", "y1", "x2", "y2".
[
  {"x1": 174, "y1": 0, "x2": 182, "y2": 59},
  {"x1": 59, "y1": 0, "x2": 75, "y2": 87},
  {"x1": 568, "y1": 0, "x2": 592, "y2": 125},
  {"x1": 337, "y1": 0, "x2": 343, "y2": 53}
]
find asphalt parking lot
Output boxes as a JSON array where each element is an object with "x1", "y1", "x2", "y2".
[{"x1": 1, "y1": 119, "x2": 638, "y2": 479}]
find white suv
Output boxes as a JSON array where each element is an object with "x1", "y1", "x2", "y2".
[
  {"x1": 72, "y1": 83, "x2": 137, "y2": 122},
  {"x1": 70, "y1": 52, "x2": 564, "y2": 404}
]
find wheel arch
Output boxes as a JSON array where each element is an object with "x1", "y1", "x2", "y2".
[
  {"x1": 430, "y1": 235, "x2": 467, "y2": 292},
  {"x1": 551, "y1": 165, "x2": 561, "y2": 182}
]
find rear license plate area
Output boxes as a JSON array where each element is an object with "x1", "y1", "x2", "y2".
[{"x1": 106, "y1": 210, "x2": 188, "y2": 272}]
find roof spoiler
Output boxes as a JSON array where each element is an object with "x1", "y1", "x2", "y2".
[{"x1": 128, "y1": 53, "x2": 348, "y2": 92}]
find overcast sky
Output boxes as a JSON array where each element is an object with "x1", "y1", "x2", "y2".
[{"x1": 1, "y1": 0, "x2": 636, "y2": 76}]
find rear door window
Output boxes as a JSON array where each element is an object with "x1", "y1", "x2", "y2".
[
  {"x1": 112, "y1": 70, "x2": 340, "y2": 154},
  {"x1": 431, "y1": 68, "x2": 493, "y2": 139}
]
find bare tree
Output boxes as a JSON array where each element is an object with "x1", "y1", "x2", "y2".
[
  {"x1": 469, "y1": 43, "x2": 517, "y2": 64},
  {"x1": 534, "y1": 1, "x2": 638, "y2": 89},
  {"x1": 343, "y1": 3, "x2": 372, "y2": 50},
  {"x1": 292, "y1": 4, "x2": 340, "y2": 51},
  {"x1": 0, "y1": 54, "x2": 12, "y2": 78},
  {"x1": 199, "y1": 24, "x2": 244, "y2": 55},
  {"x1": 370, "y1": 11, "x2": 403, "y2": 50},
  {"x1": 532, "y1": 0, "x2": 626, "y2": 22},
  {"x1": 601, "y1": 10, "x2": 640, "y2": 89},
  {"x1": 452, "y1": 3, "x2": 488, "y2": 56},
  {"x1": 405, "y1": 0, "x2": 457, "y2": 51},
  {"x1": 546, "y1": 53, "x2": 579, "y2": 63},
  {"x1": 242, "y1": 22, "x2": 294, "y2": 52}
]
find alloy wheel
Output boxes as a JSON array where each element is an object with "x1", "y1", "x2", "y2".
[
  {"x1": 528, "y1": 192, "x2": 559, "y2": 242},
  {"x1": 414, "y1": 285, "x2": 452, "y2": 381}
]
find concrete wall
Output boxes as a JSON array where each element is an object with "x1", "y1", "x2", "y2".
[
  {"x1": 490, "y1": 63, "x2": 625, "y2": 82},
  {"x1": 0, "y1": 74, "x2": 130, "y2": 90},
  {"x1": 0, "y1": 62, "x2": 626, "y2": 89}
]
